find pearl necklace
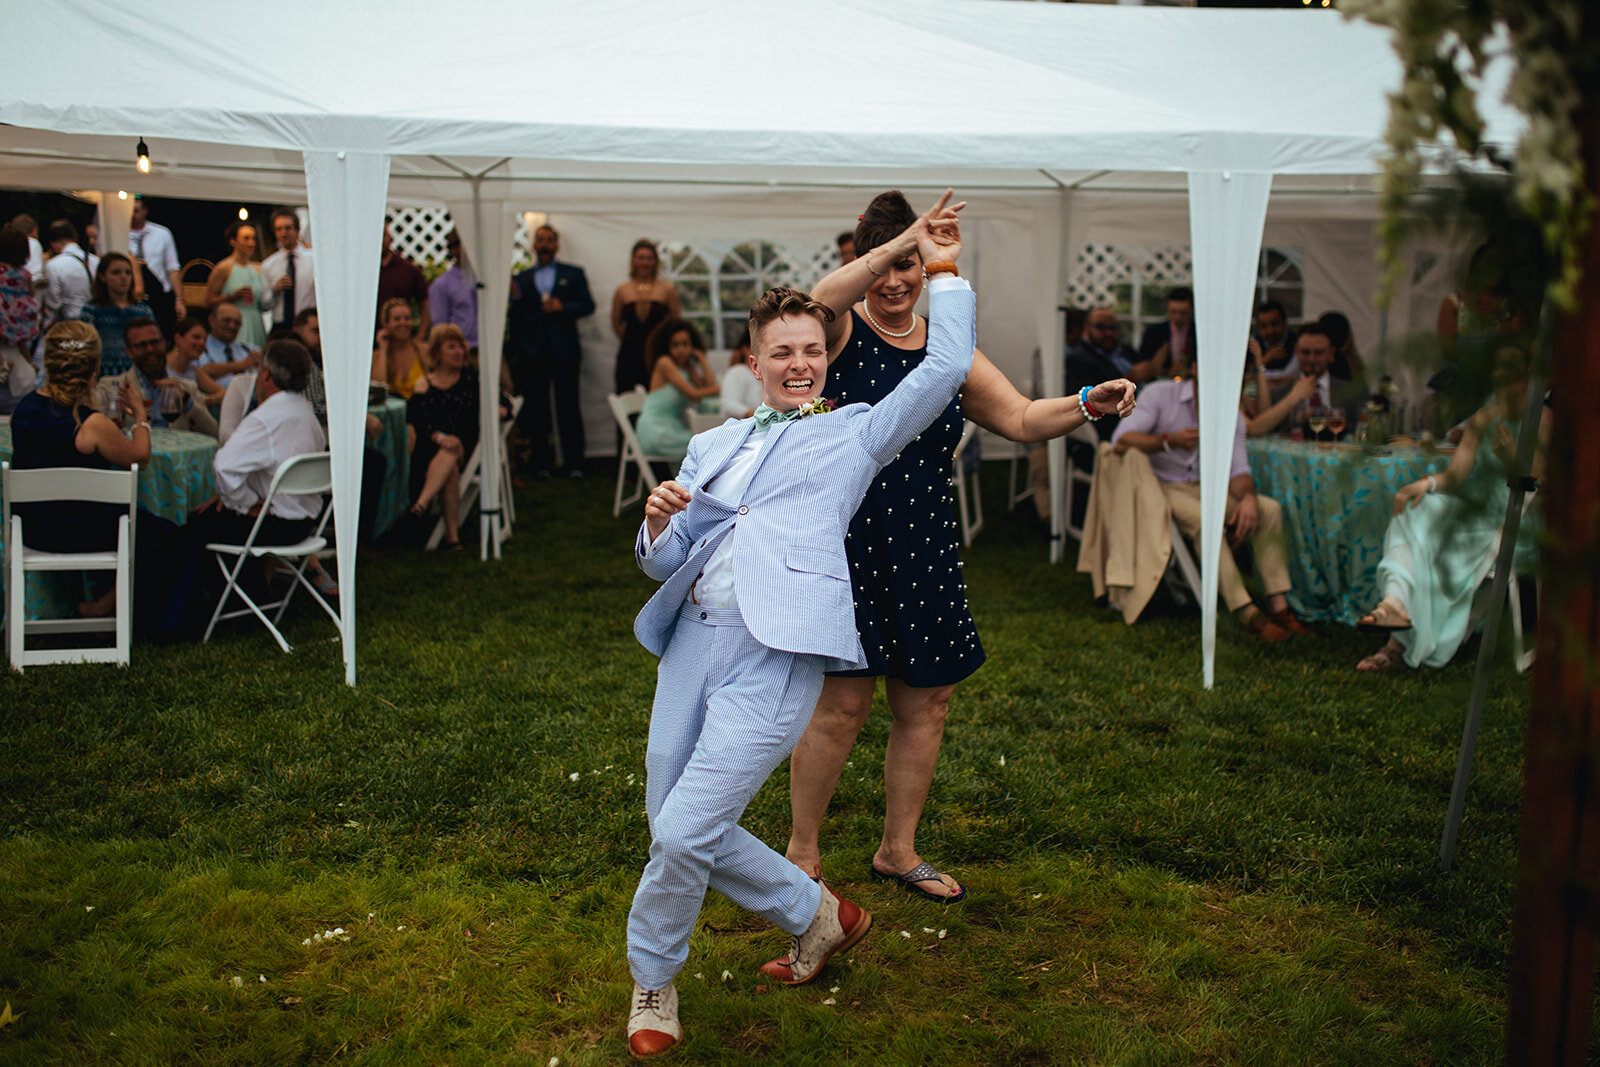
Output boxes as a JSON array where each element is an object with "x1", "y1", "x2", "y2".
[{"x1": 861, "y1": 299, "x2": 917, "y2": 339}]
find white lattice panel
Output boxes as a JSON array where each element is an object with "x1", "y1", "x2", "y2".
[
  {"x1": 386, "y1": 206, "x2": 531, "y2": 274},
  {"x1": 1066, "y1": 243, "x2": 1192, "y2": 309}
]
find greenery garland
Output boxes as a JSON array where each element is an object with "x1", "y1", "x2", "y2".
[{"x1": 1340, "y1": 0, "x2": 1594, "y2": 308}]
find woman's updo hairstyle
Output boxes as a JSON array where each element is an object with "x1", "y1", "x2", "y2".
[
  {"x1": 852, "y1": 190, "x2": 917, "y2": 261},
  {"x1": 41, "y1": 321, "x2": 102, "y2": 420}
]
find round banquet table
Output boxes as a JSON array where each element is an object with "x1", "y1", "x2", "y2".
[
  {"x1": 0, "y1": 425, "x2": 218, "y2": 621},
  {"x1": 1245, "y1": 438, "x2": 1451, "y2": 625}
]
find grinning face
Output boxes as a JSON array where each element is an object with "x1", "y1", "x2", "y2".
[
  {"x1": 751, "y1": 314, "x2": 827, "y2": 411},
  {"x1": 210, "y1": 304, "x2": 242, "y2": 343},
  {"x1": 176, "y1": 323, "x2": 208, "y2": 359},
  {"x1": 126, "y1": 324, "x2": 166, "y2": 378},
  {"x1": 385, "y1": 305, "x2": 414, "y2": 337},
  {"x1": 864, "y1": 248, "x2": 922, "y2": 320},
  {"x1": 1295, "y1": 332, "x2": 1334, "y2": 378}
]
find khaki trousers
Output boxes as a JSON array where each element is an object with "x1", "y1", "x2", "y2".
[{"x1": 1160, "y1": 481, "x2": 1290, "y2": 611}]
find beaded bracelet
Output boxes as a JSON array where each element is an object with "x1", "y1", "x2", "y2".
[
  {"x1": 863, "y1": 250, "x2": 886, "y2": 277},
  {"x1": 1078, "y1": 385, "x2": 1104, "y2": 421}
]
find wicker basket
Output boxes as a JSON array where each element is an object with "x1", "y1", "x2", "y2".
[{"x1": 179, "y1": 258, "x2": 213, "y2": 312}]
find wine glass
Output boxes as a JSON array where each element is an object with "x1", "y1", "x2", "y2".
[
  {"x1": 158, "y1": 384, "x2": 184, "y2": 424},
  {"x1": 1326, "y1": 409, "x2": 1347, "y2": 441},
  {"x1": 1307, "y1": 406, "x2": 1329, "y2": 447}
]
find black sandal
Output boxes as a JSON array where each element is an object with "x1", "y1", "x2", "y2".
[
  {"x1": 870, "y1": 860, "x2": 967, "y2": 904},
  {"x1": 442, "y1": 539, "x2": 464, "y2": 552}
]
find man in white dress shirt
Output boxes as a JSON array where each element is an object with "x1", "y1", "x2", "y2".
[
  {"x1": 260, "y1": 209, "x2": 315, "y2": 330},
  {"x1": 40, "y1": 219, "x2": 99, "y2": 335},
  {"x1": 128, "y1": 198, "x2": 183, "y2": 334},
  {"x1": 193, "y1": 337, "x2": 326, "y2": 550}
]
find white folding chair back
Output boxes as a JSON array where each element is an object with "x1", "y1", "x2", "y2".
[
  {"x1": 427, "y1": 441, "x2": 483, "y2": 551},
  {"x1": 202, "y1": 451, "x2": 342, "y2": 654},
  {"x1": 951, "y1": 420, "x2": 983, "y2": 546},
  {"x1": 687, "y1": 411, "x2": 727, "y2": 436},
  {"x1": 609, "y1": 388, "x2": 675, "y2": 517},
  {"x1": 1473, "y1": 490, "x2": 1540, "y2": 673},
  {"x1": 1060, "y1": 422, "x2": 1099, "y2": 540},
  {"x1": 3, "y1": 462, "x2": 139, "y2": 670},
  {"x1": 499, "y1": 395, "x2": 525, "y2": 531}
]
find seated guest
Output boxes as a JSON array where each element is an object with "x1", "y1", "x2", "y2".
[
  {"x1": 1253, "y1": 299, "x2": 1299, "y2": 385},
  {"x1": 1137, "y1": 285, "x2": 1195, "y2": 375},
  {"x1": 1316, "y1": 311, "x2": 1366, "y2": 382},
  {"x1": 1241, "y1": 347, "x2": 1316, "y2": 437},
  {"x1": 1356, "y1": 346, "x2": 1546, "y2": 671},
  {"x1": 405, "y1": 324, "x2": 503, "y2": 551},
  {"x1": 288, "y1": 307, "x2": 330, "y2": 427},
  {"x1": 371, "y1": 297, "x2": 428, "y2": 399},
  {"x1": 1267, "y1": 323, "x2": 1367, "y2": 439},
  {"x1": 1066, "y1": 308, "x2": 1159, "y2": 442},
  {"x1": 11, "y1": 322, "x2": 191, "y2": 631},
  {"x1": 1112, "y1": 353, "x2": 1308, "y2": 642},
  {"x1": 166, "y1": 315, "x2": 225, "y2": 403},
  {"x1": 111, "y1": 318, "x2": 218, "y2": 436},
  {"x1": 634, "y1": 319, "x2": 719, "y2": 463},
  {"x1": 77, "y1": 252, "x2": 153, "y2": 377},
  {"x1": 200, "y1": 303, "x2": 259, "y2": 390},
  {"x1": 0, "y1": 223, "x2": 40, "y2": 415},
  {"x1": 191, "y1": 338, "x2": 326, "y2": 550},
  {"x1": 718, "y1": 328, "x2": 761, "y2": 419}
]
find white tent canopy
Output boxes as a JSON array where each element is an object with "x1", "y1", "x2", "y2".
[{"x1": 0, "y1": 0, "x2": 1519, "y2": 687}]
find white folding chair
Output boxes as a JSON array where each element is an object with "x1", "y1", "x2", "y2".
[
  {"x1": 1163, "y1": 517, "x2": 1205, "y2": 608},
  {"x1": 952, "y1": 419, "x2": 983, "y2": 546},
  {"x1": 1473, "y1": 491, "x2": 1540, "y2": 673},
  {"x1": 201, "y1": 451, "x2": 341, "y2": 654},
  {"x1": 609, "y1": 389, "x2": 675, "y2": 517},
  {"x1": 427, "y1": 441, "x2": 482, "y2": 551},
  {"x1": 3, "y1": 462, "x2": 138, "y2": 670},
  {"x1": 1061, "y1": 422, "x2": 1100, "y2": 540},
  {"x1": 498, "y1": 395, "x2": 525, "y2": 530},
  {"x1": 688, "y1": 411, "x2": 727, "y2": 435}
]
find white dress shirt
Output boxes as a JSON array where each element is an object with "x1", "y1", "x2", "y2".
[
  {"x1": 639, "y1": 425, "x2": 771, "y2": 611},
  {"x1": 201, "y1": 333, "x2": 254, "y2": 389},
  {"x1": 24, "y1": 237, "x2": 43, "y2": 287},
  {"x1": 128, "y1": 221, "x2": 180, "y2": 291},
  {"x1": 719, "y1": 363, "x2": 762, "y2": 419},
  {"x1": 42, "y1": 242, "x2": 99, "y2": 326},
  {"x1": 213, "y1": 389, "x2": 326, "y2": 519},
  {"x1": 259, "y1": 245, "x2": 316, "y2": 327}
]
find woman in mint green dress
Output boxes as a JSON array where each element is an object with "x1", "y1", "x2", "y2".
[
  {"x1": 1357, "y1": 346, "x2": 1547, "y2": 671},
  {"x1": 634, "y1": 319, "x2": 719, "y2": 465},
  {"x1": 204, "y1": 222, "x2": 270, "y2": 349}
]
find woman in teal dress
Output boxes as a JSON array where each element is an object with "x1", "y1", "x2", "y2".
[
  {"x1": 1357, "y1": 346, "x2": 1547, "y2": 671},
  {"x1": 204, "y1": 222, "x2": 270, "y2": 349},
  {"x1": 633, "y1": 319, "x2": 719, "y2": 465}
]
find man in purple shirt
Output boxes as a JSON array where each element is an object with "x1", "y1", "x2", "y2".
[
  {"x1": 1111, "y1": 358, "x2": 1307, "y2": 642},
  {"x1": 428, "y1": 229, "x2": 478, "y2": 351}
]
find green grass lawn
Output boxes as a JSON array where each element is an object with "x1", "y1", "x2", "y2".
[{"x1": 0, "y1": 464, "x2": 1544, "y2": 1063}]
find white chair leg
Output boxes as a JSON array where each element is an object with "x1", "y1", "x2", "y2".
[
  {"x1": 115, "y1": 517, "x2": 131, "y2": 667},
  {"x1": 8, "y1": 516, "x2": 23, "y2": 672}
]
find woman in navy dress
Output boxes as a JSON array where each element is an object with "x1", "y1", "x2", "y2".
[{"x1": 784, "y1": 191, "x2": 1135, "y2": 901}]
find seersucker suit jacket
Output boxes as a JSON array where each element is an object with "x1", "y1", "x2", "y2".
[{"x1": 634, "y1": 281, "x2": 977, "y2": 671}]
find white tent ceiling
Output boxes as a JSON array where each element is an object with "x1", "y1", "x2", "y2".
[{"x1": 0, "y1": 0, "x2": 1519, "y2": 687}]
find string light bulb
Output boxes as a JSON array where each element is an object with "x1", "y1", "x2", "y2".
[
  {"x1": 238, "y1": 207, "x2": 249, "y2": 221},
  {"x1": 136, "y1": 138, "x2": 151, "y2": 174},
  {"x1": 117, "y1": 190, "x2": 129, "y2": 200}
]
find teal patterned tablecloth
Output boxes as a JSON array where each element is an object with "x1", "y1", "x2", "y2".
[
  {"x1": 368, "y1": 399, "x2": 410, "y2": 537},
  {"x1": 0, "y1": 425, "x2": 219, "y2": 621},
  {"x1": 1246, "y1": 439, "x2": 1450, "y2": 625}
]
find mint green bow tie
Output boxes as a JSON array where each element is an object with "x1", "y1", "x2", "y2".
[{"x1": 753, "y1": 404, "x2": 801, "y2": 428}]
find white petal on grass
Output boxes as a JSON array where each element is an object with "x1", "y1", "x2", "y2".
[
  {"x1": 549, "y1": 1058, "x2": 561, "y2": 1067},
  {"x1": 230, "y1": 976, "x2": 243, "y2": 988},
  {"x1": 720, "y1": 970, "x2": 732, "y2": 981},
  {"x1": 85, "y1": 906, "x2": 94, "y2": 912},
  {"x1": 332, "y1": 927, "x2": 345, "y2": 935},
  {"x1": 822, "y1": 998, "x2": 836, "y2": 1006},
  {"x1": 829, "y1": 986, "x2": 840, "y2": 993},
  {"x1": 1031, "y1": 893, "x2": 1042, "y2": 899},
  {"x1": 568, "y1": 772, "x2": 580, "y2": 781},
  {"x1": 899, "y1": 930, "x2": 911, "y2": 939},
  {"x1": 258, "y1": 975, "x2": 266, "y2": 983},
  {"x1": 922, "y1": 927, "x2": 934, "y2": 933},
  {"x1": 694, "y1": 973, "x2": 703, "y2": 980},
  {"x1": 938, "y1": 929, "x2": 948, "y2": 939},
  {"x1": 999, "y1": 755, "x2": 1006, "y2": 766}
]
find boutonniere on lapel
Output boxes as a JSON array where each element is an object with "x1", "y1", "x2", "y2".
[{"x1": 794, "y1": 398, "x2": 835, "y2": 418}]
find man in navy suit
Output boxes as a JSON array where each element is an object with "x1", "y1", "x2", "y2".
[
  {"x1": 1137, "y1": 284, "x2": 1195, "y2": 375},
  {"x1": 508, "y1": 225, "x2": 595, "y2": 477}
]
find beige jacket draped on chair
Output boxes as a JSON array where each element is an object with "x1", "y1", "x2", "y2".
[{"x1": 1075, "y1": 441, "x2": 1171, "y2": 623}]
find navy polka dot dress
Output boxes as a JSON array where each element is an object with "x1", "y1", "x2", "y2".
[{"x1": 828, "y1": 310, "x2": 986, "y2": 687}]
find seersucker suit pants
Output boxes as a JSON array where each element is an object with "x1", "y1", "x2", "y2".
[{"x1": 626, "y1": 602, "x2": 826, "y2": 989}]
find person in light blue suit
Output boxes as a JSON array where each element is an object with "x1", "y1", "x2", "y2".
[{"x1": 621, "y1": 195, "x2": 975, "y2": 1058}]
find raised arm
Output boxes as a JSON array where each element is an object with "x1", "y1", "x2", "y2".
[
  {"x1": 811, "y1": 190, "x2": 963, "y2": 361},
  {"x1": 961, "y1": 352, "x2": 1134, "y2": 443}
]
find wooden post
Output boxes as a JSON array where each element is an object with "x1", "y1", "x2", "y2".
[{"x1": 1505, "y1": 103, "x2": 1600, "y2": 1064}]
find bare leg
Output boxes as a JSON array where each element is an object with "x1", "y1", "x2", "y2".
[
  {"x1": 874, "y1": 679, "x2": 961, "y2": 898},
  {"x1": 78, "y1": 588, "x2": 116, "y2": 618},
  {"x1": 413, "y1": 448, "x2": 459, "y2": 512},
  {"x1": 785, "y1": 675, "x2": 875, "y2": 878},
  {"x1": 441, "y1": 465, "x2": 462, "y2": 544}
]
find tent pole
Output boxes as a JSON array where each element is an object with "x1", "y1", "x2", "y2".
[
  {"x1": 1437, "y1": 306, "x2": 1552, "y2": 871},
  {"x1": 469, "y1": 175, "x2": 504, "y2": 561},
  {"x1": 1046, "y1": 186, "x2": 1072, "y2": 565}
]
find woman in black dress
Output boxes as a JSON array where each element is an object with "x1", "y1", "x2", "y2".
[
  {"x1": 406, "y1": 324, "x2": 504, "y2": 551},
  {"x1": 784, "y1": 191, "x2": 1135, "y2": 901},
  {"x1": 610, "y1": 239, "x2": 681, "y2": 396}
]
